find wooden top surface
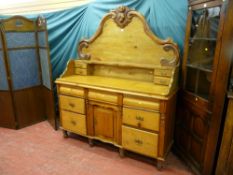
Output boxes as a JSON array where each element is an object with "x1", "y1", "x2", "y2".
[{"x1": 56, "y1": 75, "x2": 175, "y2": 99}]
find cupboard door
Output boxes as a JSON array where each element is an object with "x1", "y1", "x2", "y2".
[
  {"x1": 93, "y1": 105, "x2": 115, "y2": 141},
  {"x1": 175, "y1": 93, "x2": 210, "y2": 171}
]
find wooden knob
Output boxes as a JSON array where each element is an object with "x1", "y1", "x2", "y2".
[
  {"x1": 69, "y1": 103, "x2": 75, "y2": 107},
  {"x1": 71, "y1": 120, "x2": 76, "y2": 125},
  {"x1": 134, "y1": 139, "x2": 143, "y2": 145}
]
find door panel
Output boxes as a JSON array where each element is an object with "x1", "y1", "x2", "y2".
[{"x1": 93, "y1": 106, "x2": 114, "y2": 141}]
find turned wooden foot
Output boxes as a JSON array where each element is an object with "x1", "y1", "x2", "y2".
[
  {"x1": 156, "y1": 160, "x2": 164, "y2": 170},
  {"x1": 62, "y1": 130, "x2": 68, "y2": 138},
  {"x1": 119, "y1": 148, "x2": 125, "y2": 158},
  {"x1": 88, "y1": 138, "x2": 94, "y2": 147}
]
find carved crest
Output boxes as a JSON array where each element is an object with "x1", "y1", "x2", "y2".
[{"x1": 110, "y1": 6, "x2": 134, "y2": 28}]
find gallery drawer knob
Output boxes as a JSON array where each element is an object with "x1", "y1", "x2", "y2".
[
  {"x1": 136, "y1": 116, "x2": 144, "y2": 121},
  {"x1": 69, "y1": 103, "x2": 75, "y2": 107},
  {"x1": 71, "y1": 120, "x2": 76, "y2": 125},
  {"x1": 134, "y1": 139, "x2": 143, "y2": 145},
  {"x1": 195, "y1": 97, "x2": 198, "y2": 101}
]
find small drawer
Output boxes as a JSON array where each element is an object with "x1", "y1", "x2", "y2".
[
  {"x1": 74, "y1": 61, "x2": 87, "y2": 68},
  {"x1": 122, "y1": 126, "x2": 158, "y2": 158},
  {"x1": 59, "y1": 86, "x2": 84, "y2": 97},
  {"x1": 75, "y1": 68, "x2": 88, "y2": 75},
  {"x1": 59, "y1": 95, "x2": 85, "y2": 114},
  {"x1": 61, "y1": 110, "x2": 86, "y2": 135},
  {"x1": 88, "y1": 90, "x2": 118, "y2": 104},
  {"x1": 123, "y1": 97, "x2": 160, "y2": 111},
  {"x1": 154, "y1": 68, "x2": 173, "y2": 77},
  {"x1": 154, "y1": 76, "x2": 171, "y2": 86},
  {"x1": 123, "y1": 108, "x2": 160, "y2": 131}
]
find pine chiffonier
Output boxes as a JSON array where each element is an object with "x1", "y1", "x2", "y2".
[{"x1": 55, "y1": 6, "x2": 179, "y2": 168}]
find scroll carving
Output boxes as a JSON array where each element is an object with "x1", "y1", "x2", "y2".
[
  {"x1": 78, "y1": 40, "x2": 91, "y2": 60},
  {"x1": 37, "y1": 16, "x2": 46, "y2": 27},
  {"x1": 160, "y1": 44, "x2": 179, "y2": 66},
  {"x1": 110, "y1": 6, "x2": 134, "y2": 28}
]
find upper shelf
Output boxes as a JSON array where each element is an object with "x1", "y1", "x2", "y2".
[{"x1": 187, "y1": 63, "x2": 212, "y2": 73}]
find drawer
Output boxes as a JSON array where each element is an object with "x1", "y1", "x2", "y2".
[
  {"x1": 123, "y1": 97, "x2": 160, "y2": 111},
  {"x1": 75, "y1": 68, "x2": 88, "y2": 75},
  {"x1": 154, "y1": 76, "x2": 171, "y2": 86},
  {"x1": 59, "y1": 95, "x2": 85, "y2": 114},
  {"x1": 154, "y1": 68, "x2": 173, "y2": 77},
  {"x1": 74, "y1": 61, "x2": 87, "y2": 68},
  {"x1": 59, "y1": 86, "x2": 84, "y2": 97},
  {"x1": 88, "y1": 90, "x2": 118, "y2": 104},
  {"x1": 123, "y1": 108, "x2": 160, "y2": 131},
  {"x1": 122, "y1": 126, "x2": 158, "y2": 158},
  {"x1": 61, "y1": 110, "x2": 86, "y2": 135}
]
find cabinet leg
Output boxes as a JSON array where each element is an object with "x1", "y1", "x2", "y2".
[
  {"x1": 62, "y1": 130, "x2": 68, "y2": 138},
  {"x1": 156, "y1": 160, "x2": 164, "y2": 170},
  {"x1": 119, "y1": 148, "x2": 125, "y2": 158},
  {"x1": 88, "y1": 138, "x2": 94, "y2": 147}
]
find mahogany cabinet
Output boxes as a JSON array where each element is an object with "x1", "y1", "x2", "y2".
[
  {"x1": 0, "y1": 16, "x2": 56, "y2": 129},
  {"x1": 174, "y1": 0, "x2": 233, "y2": 174}
]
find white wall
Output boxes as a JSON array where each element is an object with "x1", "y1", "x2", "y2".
[{"x1": 0, "y1": 0, "x2": 91, "y2": 15}]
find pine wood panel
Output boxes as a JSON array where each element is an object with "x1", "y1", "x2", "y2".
[{"x1": 82, "y1": 18, "x2": 176, "y2": 65}]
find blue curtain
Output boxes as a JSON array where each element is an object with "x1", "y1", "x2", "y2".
[{"x1": 1, "y1": 0, "x2": 188, "y2": 80}]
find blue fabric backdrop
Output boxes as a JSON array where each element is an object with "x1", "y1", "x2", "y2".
[{"x1": 1, "y1": 0, "x2": 188, "y2": 80}]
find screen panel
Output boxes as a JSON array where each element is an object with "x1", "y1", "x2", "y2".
[
  {"x1": 39, "y1": 49, "x2": 51, "y2": 89},
  {"x1": 8, "y1": 49, "x2": 41, "y2": 90},
  {"x1": 5, "y1": 32, "x2": 36, "y2": 48},
  {"x1": 0, "y1": 37, "x2": 2, "y2": 49},
  {"x1": 0, "y1": 51, "x2": 9, "y2": 90},
  {"x1": 38, "y1": 31, "x2": 47, "y2": 47}
]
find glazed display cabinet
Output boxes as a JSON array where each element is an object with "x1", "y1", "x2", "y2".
[{"x1": 174, "y1": 0, "x2": 233, "y2": 174}]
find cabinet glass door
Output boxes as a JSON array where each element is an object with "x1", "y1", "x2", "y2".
[{"x1": 185, "y1": 6, "x2": 220, "y2": 99}]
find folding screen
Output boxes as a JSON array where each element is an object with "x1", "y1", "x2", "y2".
[{"x1": 0, "y1": 16, "x2": 56, "y2": 129}]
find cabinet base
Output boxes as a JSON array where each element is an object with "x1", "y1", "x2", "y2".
[
  {"x1": 62, "y1": 130, "x2": 68, "y2": 138},
  {"x1": 88, "y1": 138, "x2": 94, "y2": 147}
]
